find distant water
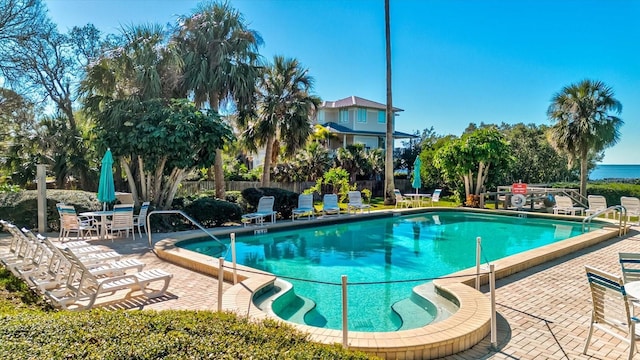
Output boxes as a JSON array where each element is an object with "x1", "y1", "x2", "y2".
[{"x1": 589, "y1": 164, "x2": 640, "y2": 180}]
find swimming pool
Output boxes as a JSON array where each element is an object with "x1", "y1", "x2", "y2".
[{"x1": 179, "y1": 211, "x2": 599, "y2": 332}]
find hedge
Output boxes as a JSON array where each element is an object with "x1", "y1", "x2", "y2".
[
  {"x1": 241, "y1": 187, "x2": 299, "y2": 219},
  {"x1": 0, "y1": 268, "x2": 374, "y2": 359}
]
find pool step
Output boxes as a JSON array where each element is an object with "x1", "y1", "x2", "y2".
[
  {"x1": 254, "y1": 279, "x2": 320, "y2": 325},
  {"x1": 392, "y1": 297, "x2": 435, "y2": 331},
  {"x1": 413, "y1": 282, "x2": 459, "y2": 323}
]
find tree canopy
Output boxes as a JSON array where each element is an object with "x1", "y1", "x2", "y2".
[{"x1": 547, "y1": 79, "x2": 623, "y2": 196}]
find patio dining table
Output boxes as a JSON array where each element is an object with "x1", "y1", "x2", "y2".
[
  {"x1": 79, "y1": 210, "x2": 113, "y2": 240},
  {"x1": 403, "y1": 193, "x2": 432, "y2": 207}
]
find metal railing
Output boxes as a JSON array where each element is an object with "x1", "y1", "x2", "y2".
[
  {"x1": 146, "y1": 210, "x2": 227, "y2": 252},
  {"x1": 582, "y1": 205, "x2": 627, "y2": 236}
]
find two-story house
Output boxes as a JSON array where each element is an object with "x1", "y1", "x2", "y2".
[{"x1": 315, "y1": 95, "x2": 415, "y2": 151}]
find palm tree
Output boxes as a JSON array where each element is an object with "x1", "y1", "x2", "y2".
[
  {"x1": 241, "y1": 55, "x2": 321, "y2": 187},
  {"x1": 383, "y1": 0, "x2": 396, "y2": 205},
  {"x1": 82, "y1": 24, "x2": 183, "y2": 204},
  {"x1": 547, "y1": 79, "x2": 623, "y2": 196},
  {"x1": 175, "y1": 1, "x2": 262, "y2": 199}
]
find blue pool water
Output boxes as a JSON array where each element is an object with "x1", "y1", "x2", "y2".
[{"x1": 180, "y1": 211, "x2": 596, "y2": 332}]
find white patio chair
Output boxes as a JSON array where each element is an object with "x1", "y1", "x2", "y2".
[
  {"x1": 347, "y1": 191, "x2": 371, "y2": 215},
  {"x1": 553, "y1": 196, "x2": 584, "y2": 215},
  {"x1": 621, "y1": 196, "x2": 640, "y2": 225},
  {"x1": 430, "y1": 189, "x2": 442, "y2": 206},
  {"x1": 321, "y1": 194, "x2": 340, "y2": 217},
  {"x1": 585, "y1": 195, "x2": 609, "y2": 218},
  {"x1": 132, "y1": 201, "x2": 150, "y2": 237},
  {"x1": 394, "y1": 189, "x2": 410, "y2": 208},
  {"x1": 58, "y1": 204, "x2": 98, "y2": 241},
  {"x1": 107, "y1": 204, "x2": 135, "y2": 240},
  {"x1": 241, "y1": 196, "x2": 277, "y2": 227},
  {"x1": 583, "y1": 266, "x2": 640, "y2": 360},
  {"x1": 292, "y1": 194, "x2": 315, "y2": 221}
]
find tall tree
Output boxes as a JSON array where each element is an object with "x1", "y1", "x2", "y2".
[
  {"x1": 434, "y1": 127, "x2": 512, "y2": 201},
  {"x1": 240, "y1": 56, "x2": 321, "y2": 187},
  {"x1": 383, "y1": 0, "x2": 396, "y2": 205},
  {"x1": 547, "y1": 80, "x2": 623, "y2": 196},
  {"x1": 175, "y1": 1, "x2": 262, "y2": 198},
  {"x1": 82, "y1": 24, "x2": 185, "y2": 205},
  {"x1": 1, "y1": 0, "x2": 101, "y2": 189}
]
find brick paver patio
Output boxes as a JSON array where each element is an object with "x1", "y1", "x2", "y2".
[{"x1": 3, "y1": 225, "x2": 640, "y2": 359}]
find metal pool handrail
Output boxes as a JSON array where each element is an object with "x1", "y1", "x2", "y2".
[
  {"x1": 146, "y1": 210, "x2": 227, "y2": 250},
  {"x1": 582, "y1": 205, "x2": 626, "y2": 236}
]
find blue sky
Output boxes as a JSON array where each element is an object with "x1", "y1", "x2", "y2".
[{"x1": 46, "y1": 0, "x2": 640, "y2": 164}]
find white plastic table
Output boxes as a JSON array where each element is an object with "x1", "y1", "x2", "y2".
[
  {"x1": 404, "y1": 193, "x2": 432, "y2": 207},
  {"x1": 80, "y1": 210, "x2": 113, "y2": 240}
]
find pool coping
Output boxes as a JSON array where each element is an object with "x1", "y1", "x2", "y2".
[{"x1": 153, "y1": 207, "x2": 622, "y2": 359}]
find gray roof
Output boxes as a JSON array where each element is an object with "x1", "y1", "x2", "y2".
[
  {"x1": 320, "y1": 96, "x2": 404, "y2": 112},
  {"x1": 321, "y1": 122, "x2": 417, "y2": 139}
]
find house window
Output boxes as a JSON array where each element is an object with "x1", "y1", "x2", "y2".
[
  {"x1": 378, "y1": 110, "x2": 386, "y2": 124},
  {"x1": 357, "y1": 108, "x2": 367, "y2": 123},
  {"x1": 317, "y1": 109, "x2": 325, "y2": 122},
  {"x1": 339, "y1": 109, "x2": 349, "y2": 123}
]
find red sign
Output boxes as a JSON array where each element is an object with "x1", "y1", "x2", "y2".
[{"x1": 512, "y1": 183, "x2": 528, "y2": 195}]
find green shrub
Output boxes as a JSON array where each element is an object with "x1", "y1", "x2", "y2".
[
  {"x1": 241, "y1": 187, "x2": 298, "y2": 219},
  {"x1": 0, "y1": 309, "x2": 374, "y2": 359},
  {"x1": 224, "y1": 190, "x2": 242, "y2": 203},
  {"x1": 0, "y1": 190, "x2": 101, "y2": 230},
  {"x1": 183, "y1": 197, "x2": 242, "y2": 227},
  {"x1": 552, "y1": 182, "x2": 640, "y2": 206},
  {"x1": 587, "y1": 183, "x2": 640, "y2": 206}
]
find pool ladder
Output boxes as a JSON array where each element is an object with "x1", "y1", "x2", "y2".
[
  {"x1": 582, "y1": 205, "x2": 627, "y2": 236},
  {"x1": 146, "y1": 210, "x2": 227, "y2": 252}
]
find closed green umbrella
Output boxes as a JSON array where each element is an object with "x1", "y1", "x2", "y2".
[
  {"x1": 97, "y1": 148, "x2": 116, "y2": 210},
  {"x1": 412, "y1": 157, "x2": 422, "y2": 194}
]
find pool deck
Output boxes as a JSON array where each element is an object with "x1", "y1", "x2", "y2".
[{"x1": 1, "y1": 210, "x2": 637, "y2": 359}]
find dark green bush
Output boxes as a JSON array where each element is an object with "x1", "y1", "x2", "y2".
[
  {"x1": 0, "y1": 308, "x2": 374, "y2": 359},
  {"x1": 0, "y1": 190, "x2": 101, "y2": 230},
  {"x1": 224, "y1": 190, "x2": 242, "y2": 203},
  {"x1": 1, "y1": 260, "x2": 373, "y2": 359},
  {"x1": 587, "y1": 183, "x2": 640, "y2": 206},
  {"x1": 241, "y1": 187, "x2": 299, "y2": 219},
  {"x1": 552, "y1": 182, "x2": 640, "y2": 206},
  {"x1": 183, "y1": 197, "x2": 242, "y2": 227}
]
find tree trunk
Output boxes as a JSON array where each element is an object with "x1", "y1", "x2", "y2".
[
  {"x1": 475, "y1": 162, "x2": 485, "y2": 195},
  {"x1": 580, "y1": 149, "x2": 588, "y2": 196},
  {"x1": 383, "y1": 0, "x2": 396, "y2": 205},
  {"x1": 120, "y1": 158, "x2": 139, "y2": 206},
  {"x1": 138, "y1": 156, "x2": 147, "y2": 200},
  {"x1": 163, "y1": 168, "x2": 186, "y2": 210},
  {"x1": 214, "y1": 149, "x2": 225, "y2": 199},
  {"x1": 262, "y1": 137, "x2": 274, "y2": 187}
]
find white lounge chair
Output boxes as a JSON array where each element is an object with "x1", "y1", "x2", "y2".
[
  {"x1": 45, "y1": 246, "x2": 171, "y2": 310},
  {"x1": 394, "y1": 189, "x2": 410, "y2": 208},
  {"x1": 241, "y1": 196, "x2": 277, "y2": 226},
  {"x1": 430, "y1": 189, "x2": 442, "y2": 206},
  {"x1": 321, "y1": 194, "x2": 340, "y2": 217},
  {"x1": 621, "y1": 196, "x2": 640, "y2": 225},
  {"x1": 585, "y1": 195, "x2": 609, "y2": 218},
  {"x1": 28, "y1": 235, "x2": 132, "y2": 292},
  {"x1": 132, "y1": 201, "x2": 150, "y2": 237},
  {"x1": 583, "y1": 266, "x2": 639, "y2": 359},
  {"x1": 108, "y1": 204, "x2": 135, "y2": 240},
  {"x1": 347, "y1": 191, "x2": 371, "y2": 215},
  {"x1": 553, "y1": 196, "x2": 584, "y2": 215},
  {"x1": 292, "y1": 194, "x2": 315, "y2": 221}
]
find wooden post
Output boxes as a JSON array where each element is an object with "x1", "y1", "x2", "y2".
[{"x1": 36, "y1": 165, "x2": 47, "y2": 233}]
